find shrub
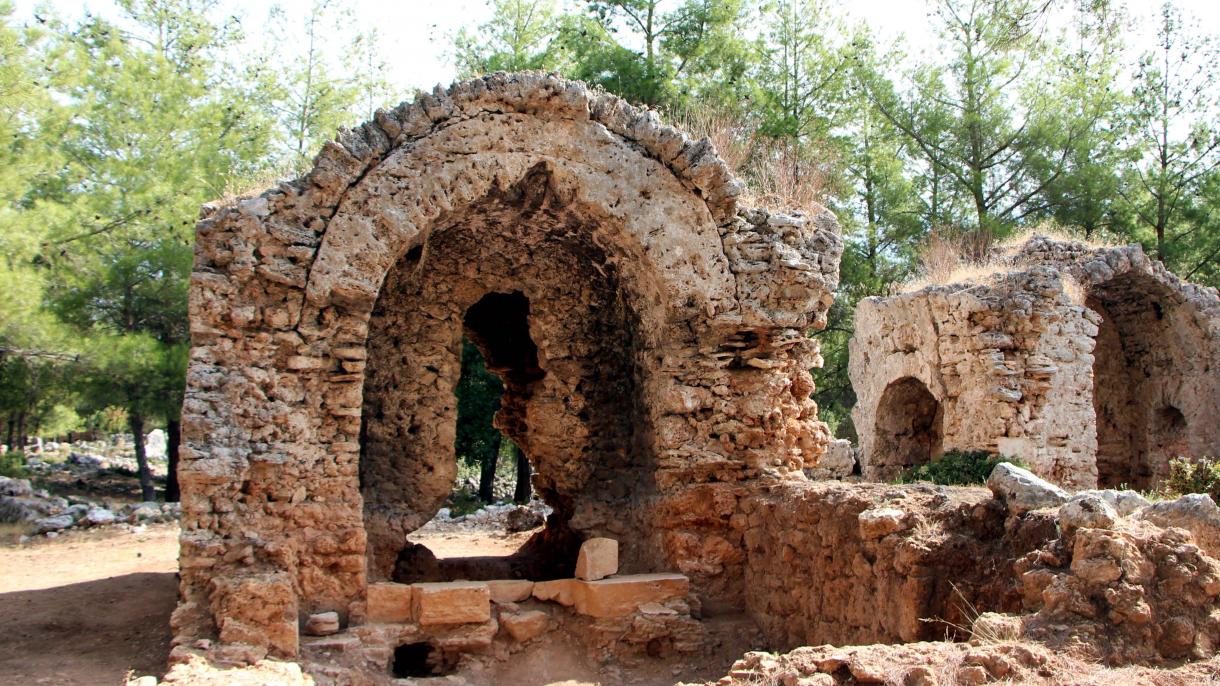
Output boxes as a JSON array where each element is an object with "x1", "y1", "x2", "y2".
[
  {"x1": 896, "y1": 449, "x2": 1026, "y2": 486},
  {"x1": 0, "y1": 451, "x2": 28, "y2": 478},
  {"x1": 1161, "y1": 457, "x2": 1220, "y2": 504}
]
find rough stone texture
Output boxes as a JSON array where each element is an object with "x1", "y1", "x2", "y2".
[
  {"x1": 849, "y1": 235, "x2": 1220, "y2": 488},
  {"x1": 365, "y1": 582, "x2": 413, "y2": 623},
  {"x1": 572, "y1": 573, "x2": 690, "y2": 618},
  {"x1": 987, "y1": 463, "x2": 1070, "y2": 515},
  {"x1": 499, "y1": 610, "x2": 550, "y2": 642},
  {"x1": 1059, "y1": 494, "x2": 1119, "y2": 531},
  {"x1": 178, "y1": 72, "x2": 842, "y2": 655},
  {"x1": 739, "y1": 481, "x2": 1050, "y2": 650},
  {"x1": 805, "y1": 438, "x2": 855, "y2": 479},
  {"x1": 486, "y1": 579, "x2": 534, "y2": 603},
  {"x1": 1015, "y1": 518, "x2": 1220, "y2": 664},
  {"x1": 1138, "y1": 493, "x2": 1220, "y2": 560},
  {"x1": 302, "y1": 612, "x2": 339, "y2": 636},
  {"x1": 575, "y1": 537, "x2": 619, "y2": 581},
  {"x1": 412, "y1": 581, "x2": 491, "y2": 625}
]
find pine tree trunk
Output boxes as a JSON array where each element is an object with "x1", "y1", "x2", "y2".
[
  {"x1": 128, "y1": 412, "x2": 156, "y2": 502},
  {"x1": 165, "y1": 418, "x2": 181, "y2": 502},
  {"x1": 478, "y1": 434, "x2": 501, "y2": 503},
  {"x1": 16, "y1": 411, "x2": 26, "y2": 451},
  {"x1": 513, "y1": 443, "x2": 531, "y2": 504}
]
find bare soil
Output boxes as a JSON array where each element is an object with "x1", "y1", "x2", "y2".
[{"x1": 0, "y1": 523, "x2": 179, "y2": 686}]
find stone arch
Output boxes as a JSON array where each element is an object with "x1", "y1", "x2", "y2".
[
  {"x1": 176, "y1": 73, "x2": 843, "y2": 655},
  {"x1": 1085, "y1": 271, "x2": 1192, "y2": 489},
  {"x1": 869, "y1": 377, "x2": 943, "y2": 480}
]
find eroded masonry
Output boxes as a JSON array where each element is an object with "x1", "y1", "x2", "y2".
[
  {"x1": 850, "y1": 237, "x2": 1220, "y2": 488},
  {"x1": 175, "y1": 74, "x2": 1220, "y2": 685}
]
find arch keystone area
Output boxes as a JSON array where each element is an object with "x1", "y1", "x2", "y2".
[{"x1": 177, "y1": 73, "x2": 843, "y2": 657}]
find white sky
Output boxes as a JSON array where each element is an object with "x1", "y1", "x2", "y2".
[{"x1": 14, "y1": 0, "x2": 1220, "y2": 97}]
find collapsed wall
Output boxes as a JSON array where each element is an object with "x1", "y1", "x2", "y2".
[
  {"x1": 849, "y1": 237, "x2": 1220, "y2": 489},
  {"x1": 177, "y1": 72, "x2": 843, "y2": 663}
]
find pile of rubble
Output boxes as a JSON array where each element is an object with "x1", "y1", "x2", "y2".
[{"x1": 0, "y1": 474, "x2": 178, "y2": 539}]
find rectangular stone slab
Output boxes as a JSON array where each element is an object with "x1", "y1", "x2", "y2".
[
  {"x1": 487, "y1": 579, "x2": 535, "y2": 603},
  {"x1": 573, "y1": 573, "x2": 689, "y2": 618},
  {"x1": 366, "y1": 582, "x2": 413, "y2": 623},
  {"x1": 412, "y1": 581, "x2": 491, "y2": 625}
]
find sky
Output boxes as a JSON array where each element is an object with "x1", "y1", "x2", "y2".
[{"x1": 12, "y1": 0, "x2": 1220, "y2": 97}]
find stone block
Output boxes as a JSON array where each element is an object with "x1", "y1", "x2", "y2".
[
  {"x1": 573, "y1": 573, "x2": 689, "y2": 618},
  {"x1": 487, "y1": 579, "x2": 534, "y2": 603},
  {"x1": 575, "y1": 537, "x2": 619, "y2": 581},
  {"x1": 303, "y1": 611, "x2": 340, "y2": 636},
  {"x1": 366, "y1": 582, "x2": 413, "y2": 623},
  {"x1": 532, "y1": 578, "x2": 579, "y2": 606},
  {"x1": 412, "y1": 581, "x2": 491, "y2": 625},
  {"x1": 500, "y1": 610, "x2": 550, "y2": 642}
]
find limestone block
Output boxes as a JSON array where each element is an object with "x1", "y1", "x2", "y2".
[
  {"x1": 500, "y1": 610, "x2": 550, "y2": 642},
  {"x1": 857, "y1": 508, "x2": 908, "y2": 539},
  {"x1": 987, "y1": 463, "x2": 1068, "y2": 514},
  {"x1": 575, "y1": 537, "x2": 619, "y2": 581},
  {"x1": 486, "y1": 579, "x2": 534, "y2": 603},
  {"x1": 573, "y1": 573, "x2": 689, "y2": 618},
  {"x1": 532, "y1": 578, "x2": 580, "y2": 606},
  {"x1": 412, "y1": 581, "x2": 491, "y2": 625},
  {"x1": 366, "y1": 582, "x2": 413, "y2": 623},
  {"x1": 1139, "y1": 494, "x2": 1220, "y2": 559},
  {"x1": 1059, "y1": 495, "x2": 1118, "y2": 531},
  {"x1": 303, "y1": 611, "x2": 339, "y2": 636}
]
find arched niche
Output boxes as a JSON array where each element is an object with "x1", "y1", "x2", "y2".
[{"x1": 870, "y1": 377, "x2": 943, "y2": 480}]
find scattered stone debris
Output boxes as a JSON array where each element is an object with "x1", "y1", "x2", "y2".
[{"x1": 0, "y1": 473, "x2": 179, "y2": 540}]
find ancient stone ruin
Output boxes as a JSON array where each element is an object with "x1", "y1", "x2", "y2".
[
  {"x1": 177, "y1": 72, "x2": 842, "y2": 672},
  {"x1": 172, "y1": 73, "x2": 1220, "y2": 684},
  {"x1": 850, "y1": 236, "x2": 1220, "y2": 489}
]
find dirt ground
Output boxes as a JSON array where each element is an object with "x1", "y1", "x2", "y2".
[{"x1": 0, "y1": 522, "x2": 573, "y2": 686}]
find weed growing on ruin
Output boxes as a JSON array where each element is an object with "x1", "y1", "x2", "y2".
[
  {"x1": 896, "y1": 450, "x2": 1025, "y2": 487},
  {"x1": 1161, "y1": 457, "x2": 1220, "y2": 504}
]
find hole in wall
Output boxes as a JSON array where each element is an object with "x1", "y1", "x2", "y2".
[
  {"x1": 872, "y1": 377, "x2": 942, "y2": 478},
  {"x1": 392, "y1": 641, "x2": 457, "y2": 678}
]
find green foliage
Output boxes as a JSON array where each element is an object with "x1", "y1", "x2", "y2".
[
  {"x1": 454, "y1": 339, "x2": 504, "y2": 470},
  {"x1": 1161, "y1": 457, "x2": 1220, "y2": 504},
  {"x1": 0, "y1": 450, "x2": 27, "y2": 478},
  {"x1": 896, "y1": 450, "x2": 1027, "y2": 486}
]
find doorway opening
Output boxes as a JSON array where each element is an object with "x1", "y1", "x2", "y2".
[{"x1": 872, "y1": 377, "x2": 943, "y2": 480}]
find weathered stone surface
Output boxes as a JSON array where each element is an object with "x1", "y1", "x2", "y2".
[
  {"x1": 850, "y1": 235, "x2": 1220, "y2": 491},
  {"x1": 500, "y1": 609, "x2": 550, "y2": 642},
  {"x1": 177, "y1": 72, "x2": 843, "y2": 655},
  {"x1": 412, "y1": 581, "x2": 491, "y2": 625},
  {"x1": 532, "y1": 579, "x2": 579, "y2": 607},
  {"x1": 302, "y1": 612, "x2": 339, "y2": 636},
  {"x1": 1138, "y1": 494, "x2": 1220, "y2": 559},
  {"x1": 1059, "y1": 494, "x2": 1118, "y2": 530},
  {"x1": 987, "y1": 463, "x2": 1069, "y2": 514},
  {"x1": 573, "y1": 573, "x2": 689, "y2": 618},
  {"x1": 857, "y1": 507, "x2": 908, "y2": 539},
  {"x1": 366, "y1": 582, "x2": 412, "y2": 623},
  {"x1": 1077, "y1": 489, "x2": 1150, "y2": 517},
  {"x1": 805, "y1": 438, "x2": 855, "y2": 479},
  {"x1": 486, "y1": 579, "x2": 534, "y2": 603},
  {"x1": 575, "y1": 537, "x2": 619, "y2": 581}
]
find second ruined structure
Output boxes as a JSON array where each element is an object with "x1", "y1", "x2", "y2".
[{"x1": 850, "y1": 236, "x2": 1220, "y2": 488}]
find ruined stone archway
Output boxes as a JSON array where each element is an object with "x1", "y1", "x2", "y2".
[
  {"x1": 1088, "y1": 272, "x2": 1196, "y2": 489},
  {"x1": 176, "y1": 74, "x2": 843, "y2": 658},
  {"x1": 870, "y1": 377, "x2": 943, "y2": 480}
]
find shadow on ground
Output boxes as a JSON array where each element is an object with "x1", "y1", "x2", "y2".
[{"x1": 0, "y1": 571, "x2": 175, "y2": 685}]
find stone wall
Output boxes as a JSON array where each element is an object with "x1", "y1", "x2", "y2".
[
  {"x1": 177, "y1": 72, "x2": 842, "y2": 657},
  {"x1": 738, "y1": 480, "x2": 1042, "y2": 649},
  {"x1": 848, "y1": 237, "x2": 1220, "y2": 489}
]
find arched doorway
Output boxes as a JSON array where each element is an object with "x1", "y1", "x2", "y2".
[
  {"x1": 870, "y1": 377, "x2": 943, "y2": 480},
  {"x1": 359, "y1": 165, "x2": 648, "y2": 581},
  {"x1": 1087, "y1": 273, "x2": 1185, "y2": 489}
]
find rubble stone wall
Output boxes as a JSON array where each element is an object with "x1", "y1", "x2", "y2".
[
  {"x1": 739, "y1": 480, "x2": 1043, "y2": 650},
  {"x1": 178, "y1": 73, "x2": 842, "y2": 657},
  {"x1": 850, "y1": 237, "x2": 1220, "y2": 489}
]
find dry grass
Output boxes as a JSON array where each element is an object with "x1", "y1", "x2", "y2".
[
  {"x1": 668, "y1": 107, "x2": 837, "y2": 215},
  {"x1": 900, "y1": 223, "x2": 1121, "y2": 293},
  {"x1": 213, "y1": 167, "x2": 296, "y2": 206}
]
